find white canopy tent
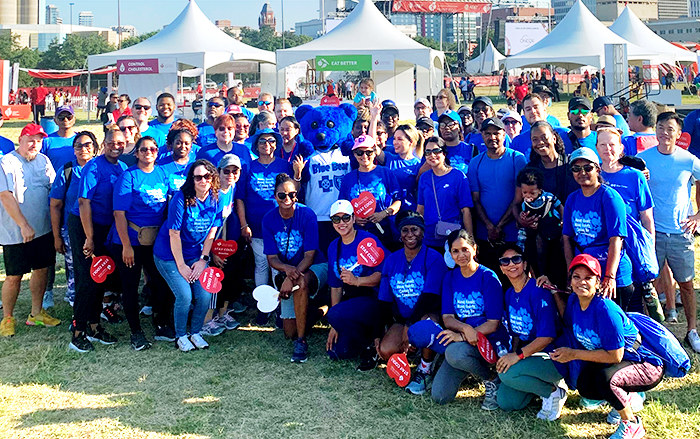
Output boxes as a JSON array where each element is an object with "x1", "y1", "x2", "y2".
[
  {"x1": 505, "y1": 0, "x2": 658, "y2": 70},
  {"x1": 86, "y1": 0, "x2": 275, "y2": 119},
  {"x1": 466, "y1": 41, "x2": 505, "y2": 74},
  {"x1": 275, "y1": 0, "x2": 444, "y2": 117},
  {"x1": 609, "y1": 6, "x2": 696, "y2": 64}
]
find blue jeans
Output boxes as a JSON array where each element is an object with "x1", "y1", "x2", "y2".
[
  {"x1": 154, "y1": 256, "x2": 209, "y2": 338},
  {"x1": 326, "y1": 296, "x2": 382, "y2": 360}
]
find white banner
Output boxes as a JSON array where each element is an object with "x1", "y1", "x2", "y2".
[
  {"x1": 504, "y1": 23, "x2": 549, "y2": 56},
  {"x1": 372, "y1": 54, "x2": 394, "y2": 71}
]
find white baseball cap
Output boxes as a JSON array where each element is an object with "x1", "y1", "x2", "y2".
[{"x1": 330, "y1": 200, "x2": 354, "y2": 217}]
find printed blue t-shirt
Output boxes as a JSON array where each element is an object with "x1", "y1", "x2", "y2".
[
  {"x1": 505, "y1": 278, "x2": 557, "y2": 351},
  {"x1": 235, "y1": 158, "x2": 292, "y2": 236},
  {"x1": 384, "y1": 151, "x2": 421, "y2": 210},
  {"x1": 262, "y1": 204, "x2": 324, "y2": 266},
  {"x1": 49, "y1": 159, "x2": 84, "y2": 227},
  {"x1": 442, "y1": 264, "x2": 503, "y2": 328},
  {"x1": 41, "y1": 132, "x2": 76, "y2": 171},
  {"x1": 339, "y1": 166, "x2": 401, "y2": 233},
  {"x1": 196, "y1": 142, "x2": 251, "y2": 174},
  {"x1": 157, "y1": 151, "x2": 196, "y2": 194},
  {"x1": 601, "y1": 166, "x2": 654, "y2": 220},
  {"x1": 444, "y1": 141, "x2": 475, "y2": 174},
  {"x1": 327, "y1": 229, "x2": 387, "y2": 289},
  {"x1": 70, "y1": 155, "x2": 127, "y2": 225},
  {"x1": 417, "y1": 168, "x2": 473, "y2": 248}
]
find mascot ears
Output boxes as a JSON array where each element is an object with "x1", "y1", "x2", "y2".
[
  {"x1": 295, "y1": 104, "x2": 314, "y2": 121},
  {"x1": 339, "y1": 103, "x2": 357, "y2": 121}
]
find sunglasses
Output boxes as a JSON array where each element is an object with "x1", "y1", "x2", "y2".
[
  {"x1": 194, "y1": 174, "x2": 213, "y2": 182},
  {"x1": 425, "y1": 148, "x2": 444, "y2": 156},
  {"x1": 138, "y1": 146, "x2": 159, "y2": 154},
  {"x1": 331, "y1": 214, "x2": 352, "y2": 224},
  {"x1": 236, "y1": 124, "x2": 250, "y2": 130},
  {"x1": 222, "y1": 168, "x2": 239, "y2": 175},
  {"x1": 208, "y1": 102, "x2": 224, "y2": 108},
  {"x1": 258, "y1": 138, "x2": 276, "y2": 145},
  {"x1": 74, "y1": 141, "x2": 94, "y2": 150},
  {"x1": 119, "y1": 125, "x2": 137, "y2": 132},
  {"x1": 276, "y1": 191, "x2": 297, "y2": 200},
  {"x1": 570, "y1": 108, "x2": 591, "y2": 115},
  {"x1": 134, "y1": 104, "x2": 151, "y2": 110},
  {"x1": 57, "y1": 113, "x2": 73, "y2": 121},
  {"x1": 258, "y1": 100, "x2": 272, "y2": 106},
  {"x1": 118, "y1": 99, "x2": 128, "y2": 103},
  {"x1": 472, "y1": 106, "x2": 489, "y2": 113},
  {"x1": 499, "y1": 255, "x2": 524, "y2": 266},
  {"x1": 439, "y1": 121, "x2": 459, "y2": 129},
  {"x1": 217, "y1": 126, "x2": 234, "y2": 131},
  {"x1": 571, "y1": 164, "x2": 596, "y2": 173},
  {"x1": 353, "y1": 149, "x2": 374, "y2": 157},
  {"x1": 503, "y1": 120, "x2": 520, "y2": 126}
]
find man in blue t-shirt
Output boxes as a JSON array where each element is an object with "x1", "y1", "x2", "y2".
[
  {"x1": 622, "y1": 99, "x2": 657, "y2": 156},
  {"x1": 148, "y1": 93, "x2": 177, "y2": 135},
  {"x1": 593, "y1": 96, "x2": 631, "y2": 137},
  {"x1": 511, "y1": 93, "x2": 560, "y2": 157},
  {"x1": 559, "y1": 96, "x2": 597, "y2": 154},
  {"x1": 133, "y1": 97, "x2": 166, "y2": 147},
  {"x1": 41, "y1": 105, "x2": 77, "y2": 172},
  {"x1": 437, "y1": 110, "x2": 474, "y2": 174},
  {"x1": 196, "y1": 97, "x2": 225, "y2": 146}
]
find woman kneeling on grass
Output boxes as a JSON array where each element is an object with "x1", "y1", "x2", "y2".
[{"x1": 549, "y1": 254, "x2": 664, "y2": 439}]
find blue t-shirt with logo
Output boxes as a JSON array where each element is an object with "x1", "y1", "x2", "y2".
[
  {"x1": 236, "y1": 158, "x2": 292, "y2": 236},
  {"x1": 378, "y1": 245, "x2": 447, "y2": 319},
  {"x1": 444, "y1": 141, "x2": 475, "y2": 174},
  {"x1": 262, "y1": 204, "x2": 324, "y2": 267},
  {"x1": 153, "y1": 190, "x2": 223, "y2": 262},
  {"x1": 467, "y1": 149, "x2": 527, "y2": 242},
  {"x1": 384, "y1": 151, "x2": 421, "y2": 210},
  {"x1": 196, "y1": 142, "x2": 251, "y2": 174},
  {"x1": 41, "y1": 132, "x2": 76, "y2": 171},
  {"x1": 417, "y1": 168, "x2": 473, "y2": 248},
  {"x1": 0, "y1": 136, "x2": 14, "y2": 157},
  {"x1": 442, "y1": 264, "x2": 503, "y2": 327},
  {"x1": 505, "y1": 278, "x2": 557, "y2": 351},
  {"x1": 71, "y1": 155, "x2": 127, "y2": 225},
  {"x1": 49, "y1": 159, "x2": 84, "y2": 227},
  {"x1": 112, "y1": 165, "x2": 169, "y2": 246},
  {"x1": 327, "y1": 229, "x2": 387, "y2": 289},
  {"x1": 220, "y1": 186, "x2": 241, "y2": 241},
  {"x1": 157, "y1": 151, "x2": 196, "y2": 194},
  {"x1": 339, "y1": 166, "x2": 401, "y2": 234},
  {"x1": 197, "y1": 122, "x2": 216, "y2": 146},
  {"x1": 563, "y1": 185, "x2": 632, "y2": 287},
  {"x1": 602, "y1": 167, "x2": 653, "y2": 220}
]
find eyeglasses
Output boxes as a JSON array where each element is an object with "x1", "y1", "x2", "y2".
[
  {"x1": 425, "y1": 148, "x2": 444, "y2": 156},
  {"x1": 208, "y1": 102, "x2": 224, "y2": 108},
  {"x1": 331, "y1": 214, "x2": 352, "y2": 224},
  {"x1": 134, "y1": 104, "x2": 151, "y2": 111},
  {"x1": 118, "y1": 99, "x2": 128, "y2": 103},
  {"x1": 57, "y1": 113, "x2": 73, "y2": 121},
  {"x1": 74, "y1": 141, "x2": 94, "y2": 150},
  {"x1": 570, "y1": 108, "x2": 591, "y2": 115},
  {"x1": 472, "y1": 106, "x2": 489, "y2": 114},
  {"x1": 258, "y1": 100, "x2": 272, "y2": 106},
  {"x1": 119, "y1": 125, "x2": 137, "y2": 132},
  {"x1": 571, "y1": 164, "x2": 596, "y2": 173},
  {"x1": 236, "y1": 124, "x2": 250, "y2": 130},
  {"x1": 138, "y1": 146, "x2": 158, "y2": 154},
  {"x1": 437, "y1": 96, "x2": 449, "y2": 100},
  {"x1": 353, "y1": 149, "x2": 374, "y2": 157},
  {"x1": 222, "y1": 168, "x2": 239, "y2": 175},
  {"x1": 194, "y1": 174, "x2": 213, "y2": 182},
  {"x1": 276, "y1": 191, "x2": 297, "y2": 200},
  {"x1": 439, "y1": 121, "x2": 459, "y2": 129},
  {"x1": 503, "y1": 120, "x2": 520, "y2": 126},
  {"x1": 499, "y1": 255, "x2": 524, "y2": 266},
  {"x1": 382, "y1": 113, "x2": 399, "y2": 119},
  {"x1": 258, "y1": 138, "x2": 276, "y2": 145}
]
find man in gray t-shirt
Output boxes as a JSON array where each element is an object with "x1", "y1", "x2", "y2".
[{"x1": 0, "y1": 123, "x2": 59, "y2": 337}]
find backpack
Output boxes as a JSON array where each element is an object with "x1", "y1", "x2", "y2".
[
  {"x1": 624, "y1": 214, "x2": 659, "y2": 283},
  {"x1": 627, "y1": 312, "x2": 691, "y2": 378}
]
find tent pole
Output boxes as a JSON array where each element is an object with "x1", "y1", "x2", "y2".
[{"x1": 87, "y1": 72, "x2": 91, "y2": 123}]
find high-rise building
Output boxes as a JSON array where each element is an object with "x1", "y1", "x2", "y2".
[
  {"x1": 45, "y1": 4, "x2": 58, "y2": 24},
  {"x1": 553, "y1": 0, "x2": 596, "y2": 22},
  {"x1": 0, "y1": 0, "x2": 18, "y2": 25},
  {"x1": 596, "y1": 0, "x2": 657, "y2": 22},
  {"x1": 78, "y1": 11, "x2": 93, "y2": 27},
  {"x1": 259, "y1": 2, "x2": 276, "y2": 30},
  {"x1": 18, "y1": 0, "x2": 38, "y2": 24},
  {"x1": 391, "y1": 12, "x2": 478, "y2": 45},
  {"x1": 658, "y1": 0, "x2": 688, "y2": 19}
]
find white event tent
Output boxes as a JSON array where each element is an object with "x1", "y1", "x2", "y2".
[
  {"x1": 466, "y1": 41, "x2": 505, "y2": 74},
  {"x1": 86, "y1": 0, "x2": 275, "y2": 118},
  {"x1": 275, "y1": 0, "x2": 444, "y2": 117},
  {"x1": 609, "y1": 6, "x2": 696, "y2": 64},
  {"x1": 506, "y1": 0, "x2": 657, "y2": 70}
]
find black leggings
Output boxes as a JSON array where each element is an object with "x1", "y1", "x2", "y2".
[
  {"x1": 614, "y1": 284, "x2": 642, "y2": 314},
  {"x1": 577, "y1": 361, "x2": 664, "y2": 410}
]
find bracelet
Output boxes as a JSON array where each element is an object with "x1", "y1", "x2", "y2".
[
  {"x1": 515, "y1": 347, "x2": 525, "y2": 359},
  {"x1": 460, "y1": 332, "x2": 466, "y2": 341},
  {"x1": 240, "y1": 224, "x2": 249, "y2": 230},
  {"x1": 294, "y1": 176, "x2": 302, "y2": 182}
]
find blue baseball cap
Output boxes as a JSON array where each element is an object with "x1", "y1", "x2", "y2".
[
  {"x1": 569, "y1": 146, "x2": 601, "y2": 165},
  {"x1": 407, "y1": 319, "x2": 446, "y2": 354},
  {"x1": 438, "y1": 110, "x2": 462, "y2": 127}
]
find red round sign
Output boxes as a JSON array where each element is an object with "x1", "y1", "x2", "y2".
[
  {"x1": 477, "y1": 332, "x2": 498, "y2": 365},
  {"x1": 357, "y1": 237, "x2": 384, "y2": 267},
  {"x1": 387, "y1": 353, "x2": 411, "y2": 387},
  {"x1": 351, "y1": 191, "x2": 377, "y2": 219},
  {"x1": 199, "y1": 267, "x2": 224, "y2": 293},
  {"x1": 677, "y1": 132, "x2": 691, "y2": 150},
  {"x1": 90, "y1": 255, "x2": 115, "y2": 283},
  {"x1": 212, "y1": 239, "x2": 238, "y2": 260}
]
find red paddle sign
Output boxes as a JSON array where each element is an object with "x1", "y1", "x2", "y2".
[
  {"x1": 477, "y1": 332, "x2": 498, "y2": 365},
  {"x1": 387, "y1": 353, "x2": 411, "y2": 387},
  {"x1": 212, "y1": 239, "x2": 238, "y2": 259},
  {"x1": 357, "y1": 237, "x2": 384, "y2": 267},
  {"x1": 199, "y1": 267, "x2": 224, "y2": 293},
  {"x1": 90, "y1": 255, "x2": 115, "y2": 283},
  {"x1": 351, "y1": 191, "x2": 377, "y2": 219},
  {"x1": 677, "y1": 132, "x2": 691, "y2": 150}
]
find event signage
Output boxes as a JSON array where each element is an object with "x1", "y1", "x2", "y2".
[
  {"x1": 117, "y1": 59, "x2": 160, "y2": 75},
  {"x1": 315, "y1": 55, "x2": 373, "y2": 71},
  {"x1": 504, "y1": 23, "x2": 549, "y2": 56},
  {"x1": 392, "y1": 0, "x2": 491, "y2": 14}
]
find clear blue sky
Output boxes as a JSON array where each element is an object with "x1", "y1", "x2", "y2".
[{"x1": 49, "y1": 0, "x2": 320, "y2": 34}]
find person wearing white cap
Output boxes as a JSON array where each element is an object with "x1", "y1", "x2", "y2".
[
  {"x1": 501, "y1": 110, "x2": 523, "y2": 141},
  {"x1": 325, "y1": 199, "x2": 388, "y2": 370},
  {"x1": 414, "y1": 99, "x2": 432, "y2": 121}
]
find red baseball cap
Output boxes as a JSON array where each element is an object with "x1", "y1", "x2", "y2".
[
  {"x1": 20, "y1": 123, "x2": 47, "y2": 139},
  {"x1": 568, "y1": 254, "x2": 602, "y2": 277}
]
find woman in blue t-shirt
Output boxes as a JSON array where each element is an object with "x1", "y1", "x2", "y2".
[
  {"x1": 563, "y1": 147, "x2": 634, "y2": 312},
  {"x1": 495, "y1": 243, "x2": 565, "y2": 420},
  {"x1": 416, "y1": 137, "x2": 473, "y2": 251},
  {"x1": 112, "y1": 136, "x2": 169, "y2": 351},
  {"x1": 153, "y1": 159, "x2": 223, "y2": 352},
  {"x1": 67, "y1": 126, "x2": 127, "y2": 353},
  {"x1": 431, "y1": 230, "x2": 505, "y2": 410},
  {"x1": 325, "y1": 199, "x2": 387, "y2": 370},
  {"x1": 381, "y1": 124, "x2": 423, "y2": 211},
  {"x1": 49, "y1": 131, "x2": 97, "y2": 307},
  {"x1": 550, "y1": 254, "x2": 664, "y2": 439},
  {"x1": 340, "y1": 134, "x2": 401, "y2": 248},
  {"x1": 278, "y1": 116, "x2": 313, "y2": 162},
  {"x1": 158, "y1": 128, "x2": 197, "y2": 195}
]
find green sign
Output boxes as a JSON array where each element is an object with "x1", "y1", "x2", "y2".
[{"x1": 315, "y1": 55, "x2": 372, "y2": 71}]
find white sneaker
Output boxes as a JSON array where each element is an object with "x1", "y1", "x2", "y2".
[
  {"x1": 177, "y1": 336, "x2": 195, "y2": 352},
  {"x1": 538, "y1": 386, "x2": 567, "y2": 421},
  {"x1": 190, "y1": 333, "x2": 209, "y2": 350},
  {"x1": 140, "y1": 306, "x2": 153, "y2": 316},
  {"x1": 686, "y1": 329, "x2": 700, "y2": 353},
  {"x1": 42, "y1": 290, "x2": 54, "y2": 309}
]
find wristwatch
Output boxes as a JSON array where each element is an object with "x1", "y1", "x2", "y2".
[{"x1": 200, "y1": 254, "x2": 210, "y2": 262}]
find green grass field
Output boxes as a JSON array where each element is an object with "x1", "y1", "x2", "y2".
[{"x1": 1, "y1": 101, "x2": 700, "y2": 438}]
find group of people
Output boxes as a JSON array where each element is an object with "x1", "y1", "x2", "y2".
[{"x1": 0, "y1": 82, "x2": 698, "y2": 439}]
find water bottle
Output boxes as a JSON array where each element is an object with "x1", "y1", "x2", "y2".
[{"x1": 496, "y1": 341, "x2": 508, "y2": 358}]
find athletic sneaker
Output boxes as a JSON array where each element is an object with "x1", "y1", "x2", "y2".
[
  {"x1": 26, "y1": 309, "x2": 61, "y2": 327},
  {"x1": 42, "y1": 290, "x2": 54, "y2": 309},
  {"x1": 406, "y1": 371, "x2": 428, "y2": 395},
  {"x1": 190, "y1": 333, "x2": 209, "y2": 349},
  {"x1": 291, "y1": 337, "x2": 308, "y2": 363},
  {"x1": 86, "y1": 325, "x2": 117, "y2": 345},
  {"x1": 665, "y1": 308, "x2": 678, "y2": 323},
  {"x1": 217, "y1": 313, "x2": 240, "y2": 330},
  {"x1": 580, "y1": 398, "x2": 607, "y2": 409},
  {"x1": 100, "y1": 303, "x2": 123, "y2": 324},
  {"x1": 154, "y1": 325, "x2": 176, "y2": 342},
  {"x1": 537, "y1": 386, "x2": 567, "y2": 421},
  {"x1": 130, "y1": 332, "x2": 152, "y2": 351},
  {"x1": 357, "y1": 345, "x2": 379, "y2": 372},
  {"x1": 481, "y1": 378, "x2": 500, "y2": 411},
  {"x1": 139, "y1": 306, "x2": 153, "y2": 316},
  {"x1": 609, "y1": 415, "x2": 645, "y2": 439},
  {"x1": 0, "y1": 316, "x2": 16, "y2": 337},
  {"x1": 229, "y1": 301, "x2": 248, "y2": 314},
  {"x1": 69, "y1": 332, "x2": 95, "y2": 353},
  {"x1": 685, "y1": 329, "x2": 700, "y2": 353},
  {"x1": 177, "y1": 335, "x2": 195, "y2": 352},
  {"x1": 200, "y1": 319, "x2": 225, "y2": 337},
  {"x1": 63, "y1": 293, "x2": 74, "y2": 307},
  {"x1": 607, "y1": 392, "x2": 646, "y2": 425}
]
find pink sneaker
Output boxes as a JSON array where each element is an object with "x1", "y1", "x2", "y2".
[{"x1": 609, "y1": 416, "x2": 645, "y2": 439}]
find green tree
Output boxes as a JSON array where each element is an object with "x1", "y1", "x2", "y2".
[
  {"x1": 121, "y1": 30, "x2": 159, "y2": 49},
  {"x1": 38, "y1": 34, "x2": 115, "y2": 70},
  {"x1": 413, "y1": 35, "x2": 457, "y2": 67},
  {"x1": 0, "y1": 33, "x2": 41, "y2": 87},
  {"x1": 238, "y1": 27, "x2": 311, "y2": 51}
]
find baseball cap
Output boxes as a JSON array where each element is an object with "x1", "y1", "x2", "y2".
[
  {"x1": 568, "y1": 253, "x2": 602, "y2": 277},
  {"x1": 480, "y1": 117, "x2": 506, "y2": 132},
  {"x1": 473, "y1": 96, "x2": 494, "y2": 108},
  {"x1": 55, "y1": 105, "x2": 75, "y2": 116},
  {"x1": 415, "y1": 116, "x2": 434, "y2": 130},
  {"x1": 569, "y1": 147, "x2": 601, "y2": 164},
  {"x1": 330, "y1": 199, "x2": 354, "y2": 217},
  {"x1": 225, "y1": 104, "x2": 243, "y2": 115},
  {"x1": 568, "y1": 96, "x2": 592, "y2": 111},
  {"x1": 381, "y1": 100, "x2": 399, "y2": 116},
  {"x1": 352, "y1": 134, "x2": 375, "y2": 150},
  {"x1": 500, "y1": 110, "x2": 522, "y2": 124},
  {"x1": 20, "y1": 123, "x2": 47, "y2": 138},
  {"x1": 218, "y1": 153, "x2": 241, "y2": 170},
  {"x1": 438, "y1": 110, "x2": 462, "y2": 126},
  {"x1": 532, "y1": 85, "x2": 554, "y2": 98},
  {"x1": 407, "y1": 319, "x2": 446, "y2": 354},
  {"x1": 457, "y1": 105, "x2": 472, "y2": 115},
  {"x1": 592, "y1": 96, "x2": 614, "y2": 112},
  {"x1": 414, "y1": 98, "x2": 432, "y2": 109}
]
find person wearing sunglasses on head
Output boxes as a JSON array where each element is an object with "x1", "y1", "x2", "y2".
[
  {"x1": 112, "y1": 136, "x2": 170, "y2": 351},
  {"x1": 262, "y1": 173, "x2": 328, "y2": 363},
  {"x1": 112, "y1": 94, "x2": 132, "y2": 123},
  {"x1": 558, "y1": 97, "x2": 597, "y2": 154},
  {"x1": 116, "y1": 115, "x2": 142, "y2": 167},
  {"x1": 197, "y1": 114, "x2": 251, "y2": 175},
  {"x1": 132, "y1": 97, "x2": 166, "y2": 148},
  {"x1": 196, "y1": 97, "x2": 226, "y2": 146},
  {"x1": 153, "y1": 159, "x2": 223, "y2": 352}
]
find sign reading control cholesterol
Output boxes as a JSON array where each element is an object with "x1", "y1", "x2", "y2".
[{"x1": 117, "y1": 59, "x2": 160, "y2": 75}]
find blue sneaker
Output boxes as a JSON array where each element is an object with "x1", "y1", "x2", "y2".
[
  {"x1": 581, "y1": 398, "x2": 607, "y2": 409},
  {"x1": 42, "y1": 290, "x2": 54, "y2": 309},
  {"x1": 609, "y1": 415, "x2": 645, "y2": 439},
  {"x1": 406, "y1": 371, "x2": 428, "y2": 395},
  {"x1": 607, "y1": 393, "x2": 645, "y2": 425}
]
